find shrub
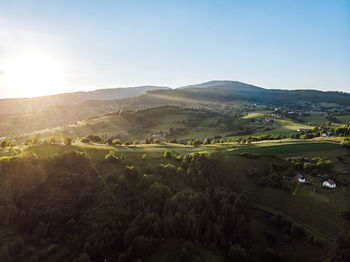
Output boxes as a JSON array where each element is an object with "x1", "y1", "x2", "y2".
[{"x1": 142, "y1": 154, "x2": 146, "y2": 160}]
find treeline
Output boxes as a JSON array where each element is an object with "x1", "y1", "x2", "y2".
[
  {"x1": 335, "y1": 126, "x2": 350, "y2": 136},
  {"x1": 287, "y1": 157, "x2": 333, "y2": 175},
  {"x1": 250, "y1": 157, "x2": 333, "y2": 191},
  {"x1": 0, "y1": 140, "x2": 15, "y2": 148}
]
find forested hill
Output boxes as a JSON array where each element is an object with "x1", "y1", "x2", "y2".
[
  {"x1": 0, "y1": 85, "x2": 169, "y2": 114},
  {"x1": 149, "y1": 81, "x2": 350, "y2": 106}
]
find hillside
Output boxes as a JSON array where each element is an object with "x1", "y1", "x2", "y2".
[
  {"x1": 0, "y1": 85, "x2": 169, "y2": 114},
  {"x1": 149, "y1": 81, "x2": 350, "y2": 106}
]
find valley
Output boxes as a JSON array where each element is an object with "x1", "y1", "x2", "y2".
[{"x1": 0, "y1": 81, "x2": 350, "y2": 262}]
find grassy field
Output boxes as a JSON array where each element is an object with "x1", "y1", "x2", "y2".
[
  {"x1": 228, "y1": 141, "x2": 341, "y2": 156},
  {"x1": 215, "y1": 153, "x2": 350, "y2": 244},
  {"x1": 336, "y1": 115, "x2": 350, "y2": 124},
  {"x1": 35, "y1": 106, "x2": 238, "y2": 141},
  {"x1": 243, "y1": 110, "x2": 272, "y2": 119}
]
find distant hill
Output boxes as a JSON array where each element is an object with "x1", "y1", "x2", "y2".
[
  {"x1": 149, "y1": 80, "x2": 350, "y2": 106},
  {"x1": 0, "y1": 85, "x2": 169, "y2": 114}
]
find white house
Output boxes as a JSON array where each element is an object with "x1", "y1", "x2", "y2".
[
  {"x1": 296, "y1": 173, "x2": 306, "y2": 183},
  {"x1": 323, "y1": 179, "x2": 336, "y2": 189}
]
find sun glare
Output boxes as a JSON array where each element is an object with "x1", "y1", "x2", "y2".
[{"x1": 3, "y1": 50, "x2": 65, "y2": 98}]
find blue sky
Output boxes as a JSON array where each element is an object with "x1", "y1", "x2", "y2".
[{"x1": 0, "y1": 0, "x2": 349, "y2": 98}]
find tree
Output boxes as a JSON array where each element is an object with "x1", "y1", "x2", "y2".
[
  {"x1": 163, "y1": 150, "x2": 172, "y2": 158},
  {"x1": 290, "y1": 224, "x2": 304, "y2": 238},
  {"x1": 228, "y1": 244, "x2": 247, "y2": 262},
  {"x1": 73, "y1": 253, "x2": 92, "y2": 262},
  {"x1": 113, "y1": 138, "x2": 121, "y2": 145},
  {"x1": 0, "y1": 140, "x2": 15, "y2": 148},
  {"x1": 84, "y1": 134, "x2": 102, "y2": 143},
  {"x1": 203, "y1": 138, "x2": 210, "y2": 145},
  {"x1": 105, "y1": 151, "x2": 120, "y2": 164},
  {"x1": 64, "y1": 137, "x2": 73, "y2": 146},
  {"x1": 106, "y1": 138, "x2": 113, "y2": 145},
  {"x1": 334, "y1": 231, "x2": 350, "y2": 262},
  {"x1": 81, "y1": 138, "x2": 90, "y2": 143},
  {"x1": 9, "y1": 237, "x2": 24, "y2": 254}
]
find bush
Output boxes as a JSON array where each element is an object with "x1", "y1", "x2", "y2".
[{"x1": 142, "y1": 154, "x2": 146, "y2": 160}]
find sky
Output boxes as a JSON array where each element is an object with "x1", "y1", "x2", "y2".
[{"x1": 0, "y1": 0, "x2": 349, "y2": 98}]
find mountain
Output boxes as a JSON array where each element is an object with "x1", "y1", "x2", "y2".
[
  {"x1": 0, "y1": 85, "x2": 169, "y2": 114},
  {"x1": 148, "y1": 80, "x2": 350, "y2": 106}
]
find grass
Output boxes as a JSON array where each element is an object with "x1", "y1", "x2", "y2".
[
  {"x1": 229, "y1": 142, "x2": 341, "y2": 156},
  {"x1": 336, "y1": 115, "x2": 350, "y2": 124},
  {"x1": 216, "y1": 153, "x2": 349, "y2": 242},
  {"x1": 275, "y1": 119, "x2": 312, "y2": 130},
  {"x1": 243, "y1": 110, "x2": 272, "y2": 119}
]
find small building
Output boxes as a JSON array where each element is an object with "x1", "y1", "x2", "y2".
[
  {"x1": 296, "y1": 173, "x2": 306, "y2": 183},
  {"x1": 323, "y1": 179, "x2": 336, "y2": 189},
  {"x1": 151, "y1": 133, "x2": 167, "y2": 141},
  {"x1": 297, "y1": 128, "x2": 311, "y2": 132}
]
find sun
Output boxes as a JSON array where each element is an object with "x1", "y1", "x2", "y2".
[{"x1": 3, "y1": 50, "x2": 65, "y2": 98}]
